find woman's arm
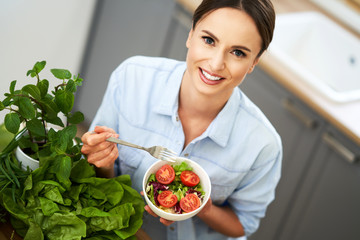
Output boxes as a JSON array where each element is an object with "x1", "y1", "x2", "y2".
[{"x1": 197, "y1": 199, "x2": 245, "y2": 237}]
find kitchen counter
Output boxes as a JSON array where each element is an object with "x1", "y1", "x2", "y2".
[{"x1": 176, "y1": 0, "x2": 360, "y2": 146}]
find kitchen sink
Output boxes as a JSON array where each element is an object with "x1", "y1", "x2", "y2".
[{"x1": 268, "y1": 12, "x2": 360, "y2": 102}]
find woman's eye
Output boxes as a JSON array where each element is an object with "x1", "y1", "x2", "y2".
[
  {"x1": 233, "y1": 49, "x2": 246, "y2": 57},
  {"x1": 202, "y1": 36, "x2": 214, "y2": 45}
]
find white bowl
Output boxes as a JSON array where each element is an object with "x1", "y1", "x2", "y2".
[{"x1": 142, "y1": 157, "x2": 211, "y2": 221}]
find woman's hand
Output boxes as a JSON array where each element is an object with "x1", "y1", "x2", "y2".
[
  {"x1": 140, "y1": 191, "x2": 174, "y2": 226},
  {"x1": 81, "y1": 126, "x2": 119, "y2": 177},
  {"x1": 197, "y1": 197, "x2": 213, "y2": 218}
]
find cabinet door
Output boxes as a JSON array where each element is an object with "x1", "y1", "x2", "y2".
[
  {"x1": 242, "y1": 68, "x2": 324, "y2": 240},
  {"x1": 160, "y1": 2, "x2": 192, "y2": 61},
  {"x1": 73, "y1": 0, "x2": 176, "y2": 126},
  {"x1": 279, "y1": 126, "x2": 360, "y2": 240}
]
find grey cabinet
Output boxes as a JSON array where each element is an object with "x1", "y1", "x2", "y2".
[
  {"x1": 243, "y1": 68, "x2": 360, "y2": 240},
  {"x1": 279, "y1": 126, "x2": 360, "y2": 240},
  {"x1": 74, "y1": 0, "x2": 176, "y2": 127},
  {"x1": 242, "y1": 68, "x2": 325, "y2": 240}
]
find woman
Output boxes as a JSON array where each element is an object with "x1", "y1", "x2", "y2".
[{"x1": 81, "y1": 0, "x2": 282, "y2": 239}]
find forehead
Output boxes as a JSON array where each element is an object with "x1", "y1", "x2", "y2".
[{"x1": 194, "y1": 7, "x2": 261, "y2": 52}]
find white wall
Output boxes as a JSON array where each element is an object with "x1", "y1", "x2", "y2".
[{"x1": 0, "y1": 0, "x2": 96, "y2": 123}]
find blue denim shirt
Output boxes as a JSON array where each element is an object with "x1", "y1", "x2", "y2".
[{"x1": 90, "y1": 56, "x2": 282, "y2": 240}]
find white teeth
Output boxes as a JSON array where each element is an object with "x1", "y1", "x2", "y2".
[{"x1": 202, "y1": 69, "x2": 222, "y2": 81}]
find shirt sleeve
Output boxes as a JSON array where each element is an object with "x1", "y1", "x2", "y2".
[{"x1": 227, "y1": 142, "x2": 282, "y2": 236}]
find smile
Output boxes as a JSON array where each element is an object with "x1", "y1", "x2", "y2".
[{"x1": 199, "y1": 68, "x2": 224, "y2": 85}]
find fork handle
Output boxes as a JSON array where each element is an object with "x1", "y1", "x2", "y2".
[{"x1": 106, "y1": 137, "x2": 146, "y2": 151}]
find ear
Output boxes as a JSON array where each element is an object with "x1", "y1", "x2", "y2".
[
  {"x1": 248, "y1": 57, "x2": 260, "y2": 74},
  {"x1": 186, "y1": 29, "x2": 194, "y2": 49}
]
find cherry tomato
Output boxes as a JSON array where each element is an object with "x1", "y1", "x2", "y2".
[
  {"x1": 180, "y1": 193, "x2": 201, "y2": 213},
  {"x1": 157, "y1": 190, "x2": 178, "y2": 208},
  {"x1": 156, "y1": 164, "x2": 175, "y2": 184},
  {"x1": 180, "y1": 170, "x2": 200, "y2": 187}
]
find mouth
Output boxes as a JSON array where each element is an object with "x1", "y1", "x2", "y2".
[{"x1": 199, "y1": 68, "x2": 225, "y2": 85}]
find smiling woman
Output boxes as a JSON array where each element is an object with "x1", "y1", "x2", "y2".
[{"x1": 80, "y1": 1, "x2": 282, "y2": 240}]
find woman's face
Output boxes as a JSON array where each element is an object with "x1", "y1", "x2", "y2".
[{"x1": 184, "y1": 7, "x2": 262, "y2": 98}]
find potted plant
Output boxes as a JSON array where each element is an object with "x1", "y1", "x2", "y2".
[{"x1": 0, "y1": 61, "x2": 144, "y2": 240}]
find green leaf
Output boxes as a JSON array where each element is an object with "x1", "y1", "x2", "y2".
[
  {"x1": 38, "y1": 197, "x2": 60, "y2": 216},
  {"x1": 4, "y1": 113, "x2": 20, "y2": 134},
  {"x1": 1, "y1": 96, "x2": 12, "y2": 107},
  {"x1": 0, "y1": 101, "x2": 4, "y2": 111},
  {"x1": 50, "y1": 69, "x2": 71, "y2": 80},
  {"x1": 54, "y1": 89, "x2": 74, "y2": 114},
  {"x1": 45, "y1": 117, "x2": 64, "y2": 128},
  {"x1": 23, "y1": 221, "x2": 44, "y2": 240},
  {"x1": 70, "y1": 159, "x2": 95, "y2": 180},
  {"x1": 36, "y1": 79, "x2": 49, "y2": 98},
  {"x1": 26, "y1": 69, "x2": 36, "y2": 77},
  {"x1": 17, "y1": 97, "x2": 35, "y2": 119},
  {"x1": 41, "y1": 94, "x2": 59, "y2": 120},
  {"x1": 10, "y1": 80, "x2": 16, "y2": 94},
  {"x1": 73, "y1": 74, "x2": 83, "y2": 87},
  {"x1": 63, "y1": 125, "x2": 77, "y2": 141},
  {"x1": 67, "y1": 111, "x2": 84, "y2": 124},
  {"x1": 27, "y1": 61, "x2": 46, "y2": 77},
  {"x1": 34, "y1": 61, "x2": 46, "y2": 74},
  {"x1": 43, "y1": 185, "x2": 64, "y2": 204},
  {"x1": 26, "y1": 119, "x2": 46, "y2": 137},
  {"x1": 46, "y1": 117, "x2": 64, "y2": 127},
  {"x1": 22, "y1": 84, "x2": 41, "y2": 100},
  {"x1": 65, "y1": 79, "x2": 76, "y2": 92},
  {"x1": 40, "y1": 212, "x2": 86, "y2": 239},
  {"x1": 54, "y1": 156, "x2": 72, "y2": 189}
]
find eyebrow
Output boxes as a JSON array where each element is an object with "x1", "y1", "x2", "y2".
[{"x1": 202, "y1": 30, "x2": 252, "y2": 53}]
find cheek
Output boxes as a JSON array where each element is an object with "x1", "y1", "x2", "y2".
[{"x1": 229, "y1": 64, "x2": 251, "y2": 84}]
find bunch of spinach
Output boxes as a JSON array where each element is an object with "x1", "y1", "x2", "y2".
[{"x1": 0, "y1": 157, "x2": 144, "y2": 240}]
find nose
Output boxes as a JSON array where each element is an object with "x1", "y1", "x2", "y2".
[{"x1": 209, "y1": 50, "x2": 225, "y2": 71}]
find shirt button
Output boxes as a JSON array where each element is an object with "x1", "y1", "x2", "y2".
[
  {"x1": 176, "y1": 116, "x2": 179, "y2": 122},
  {"x1": 184, "y1": 153, "x2": 189, "y2": 157},
  {"x1": 170, "y1": 226, "x2": 175, "y2": 231}
]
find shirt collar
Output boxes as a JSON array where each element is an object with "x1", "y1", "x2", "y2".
[
  {"x1": 154, "y1": 62, "x2": 186, "y2": 116},
  {"x1": 206, "y1": 89, "x2": 241, "y2": 147}
]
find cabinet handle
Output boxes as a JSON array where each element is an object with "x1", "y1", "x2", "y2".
[
  {"x1": 282, "y1": 98, "x2": 317, "y2": 129},
  {"x1": 322, "y1": 132, "x2": 359, "y2": 164}
]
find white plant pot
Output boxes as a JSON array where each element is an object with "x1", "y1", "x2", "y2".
[{"x1": 15, "y1": 146, "x2": 39, "y2": 170}]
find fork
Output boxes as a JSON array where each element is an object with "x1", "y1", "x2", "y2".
[{"x1": 106, "y1": 137, "x2": 177, "y2": 163}]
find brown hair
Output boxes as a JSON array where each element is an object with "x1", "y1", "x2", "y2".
[{"x1": 192, "y1": 0, "x2": 275, "y2": 57}]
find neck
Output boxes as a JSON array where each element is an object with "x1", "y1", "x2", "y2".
[{"x1": 178, "y1": 71, "x2": 230, "y2": 121}]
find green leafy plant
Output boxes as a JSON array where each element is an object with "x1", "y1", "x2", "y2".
[
  {"x1": 0, "y1": 60, "x2": 84, "y2": 160},
  {"x1": 0, "y1": 61, "x2": 144, "y2": 239}
]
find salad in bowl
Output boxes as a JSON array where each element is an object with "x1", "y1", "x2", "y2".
[{"x1": 142, "y1": 157, "x2": 211, "y2": 221}]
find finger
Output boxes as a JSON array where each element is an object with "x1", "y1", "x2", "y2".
[
  {"x1": 81, "y1": 139, "x2": 112, "y2": 155},
  {"x1": 94, "y1": 126, "x2": 117, "y2": 134},
  {"x1": 87, "y1": 143, "x2": 119, "y2": 168},
  {"x1": 81, "y1": 131, "x2": 110, "y2": 146},
  {"x1": 144, "y1": 205, "x2": 159, "y2": 218}
]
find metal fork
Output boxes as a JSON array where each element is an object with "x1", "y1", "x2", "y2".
[{"x1": 106, "y1": 137, "x2": 177, "y2": 163}]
